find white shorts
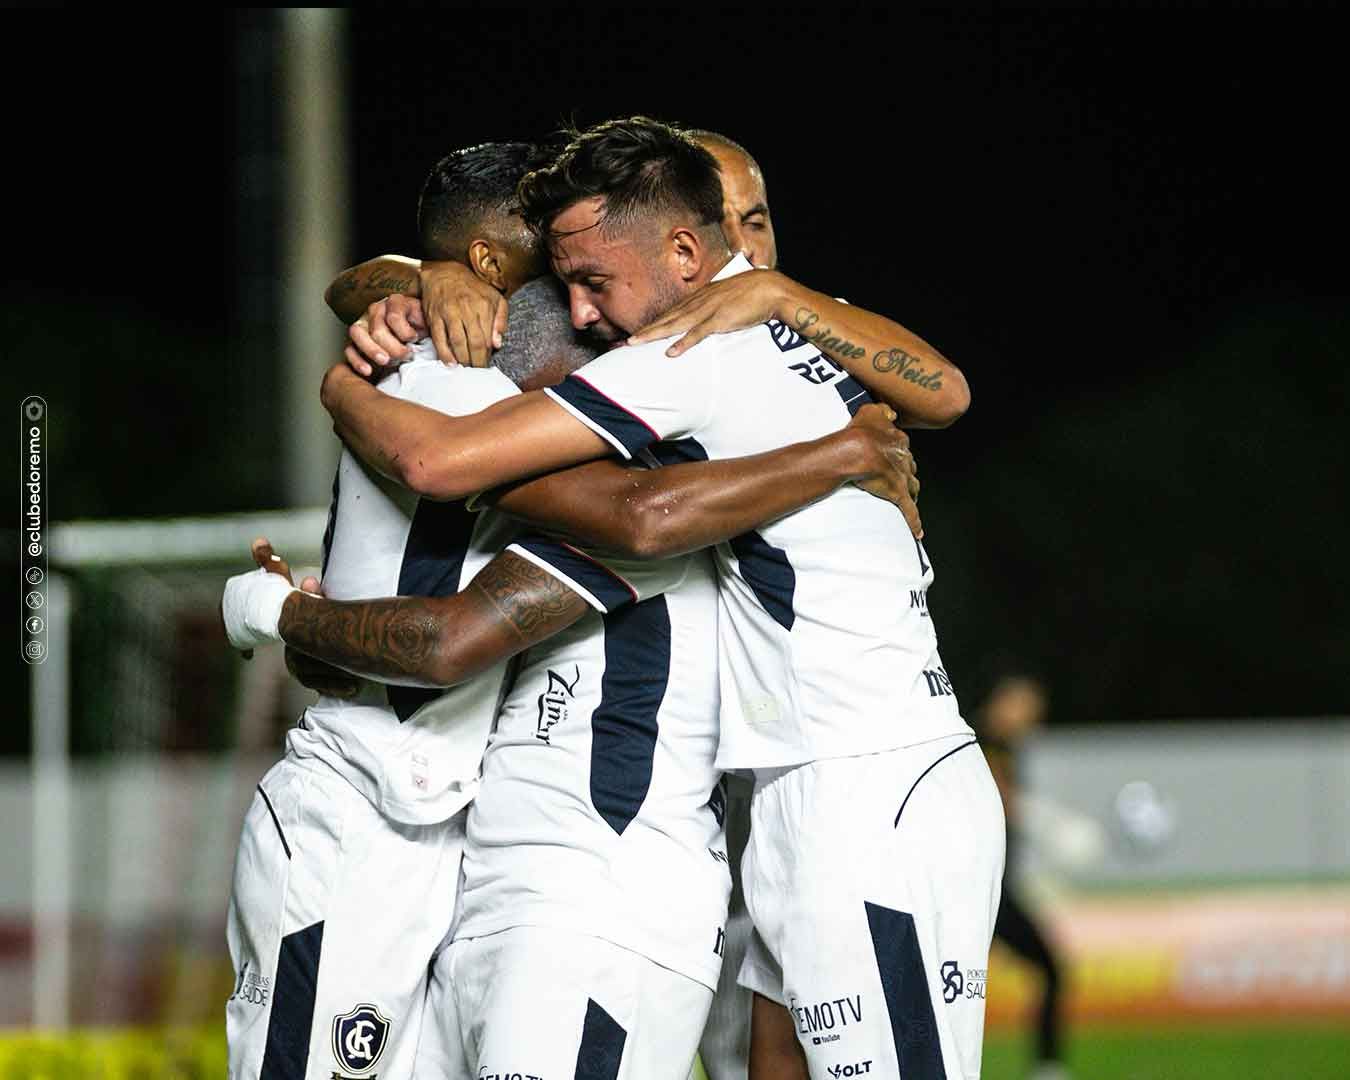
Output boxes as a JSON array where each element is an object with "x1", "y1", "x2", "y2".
[
  {"x1": 226, "y1": 753, "x2": 464, "y2": 1079},
  {"x1": 416, "y1": 926, "x2": 713, "y2": 1080},
  {"x1": 739, "y1": 735, "x2": 1005, "y2": 1080}
]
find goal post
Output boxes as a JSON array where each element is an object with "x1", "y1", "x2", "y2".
[{"x1": 26, "y1": 507, "x2": 327, "y2": 1031}]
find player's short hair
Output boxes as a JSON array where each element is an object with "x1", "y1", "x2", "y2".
[
  {"x1": 516, "y1": 116, "x2": 724, "y2": 244},
  {"x1": 417, "y1": 141, "x2": 550, "y2": 261},
  {"x1": 490, "y1": 277, "x2": 600, "y2": 390}
]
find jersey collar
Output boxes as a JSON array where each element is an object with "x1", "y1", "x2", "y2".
[{"x1": 711, "y1": 252, "x2": 754, "y2": 282}]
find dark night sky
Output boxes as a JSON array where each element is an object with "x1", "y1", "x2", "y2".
[{"x1": 5, "y1": 7, "x2": 1348, "y2": 734}]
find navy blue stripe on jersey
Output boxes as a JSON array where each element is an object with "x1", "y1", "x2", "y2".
[
  {"x1": 387, "y1": 685, "x2": 445, "y2": 723},
  {"x1": 552, "y1": 374, "x2": 659, "y2": 457},
  {"x1": 256, "y1": 784, "x2": 291, "y2": 860},
  {"x1": 573, "y1": 998, "x2": 626, "y2": 1080},
  {"x1": 590, "y1": 597, "x2": 671, "y2": 835},
  {"x1": 728, "y1": 530, "x2": 797, "y2": 631},
  {"x1": 260, "y1": 919, "x2": 324, "y2": 1078},
  {"x1": 646, "y1": 436, "x2": 709, "y2": 465},
  {"x1": 398, "y1": 497, "x2": 477, "y2": 598},
  {"x1": 865, "y1": 902, "x2": 947, "y2": 1080},
  {"x1": 834, "y1": 374, "x2": 875, "y2": 416},
  {"x1": 320, "y1": 465, "x2": 340, "y2": 577},
  {"x1": 385, "y1": 496, "x2": 478, "y2": 722},
  {"x1": 516, "y1": 537, "x2": 637, "y2": 613}
]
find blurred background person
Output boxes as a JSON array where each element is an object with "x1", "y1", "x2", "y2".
[{"x1": 979, "y1": 675, "x2": 1097, "y2": 1080}]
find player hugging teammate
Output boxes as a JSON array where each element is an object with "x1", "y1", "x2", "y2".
[{"x1": 222, "y1": 118, "x2": 1000, "y2": 1080}]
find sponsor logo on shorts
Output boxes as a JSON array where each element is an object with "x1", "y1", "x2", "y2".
[
  {"x1": 535, "y1": 666, "x2": 579, "y2": 744},
  {"x1": 942, "y1": 960, "x2": 986, "y2": 1003},
  {"x1": 828, "y1": 1062, "x2": 873, "y2": 1078},
  {"x1": 791, "y1": 993, "x2": 863, "y2": 1044},
  {"x1": 478, "y1": 1069, "x2": 544, "y2": 1080},
  {"x1": 332, "y1": 1003, "x2": 390, "y2": 1074},
  {"x1": 228, "y1": 961, "x2": 270, "y2": 1007}
]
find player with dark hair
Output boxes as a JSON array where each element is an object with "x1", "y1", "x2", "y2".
[
  {"x1": 325, "y1": 126, "x2": 778, "y2": 373},
  {"x1": 329, "y1": 126, "x2": 781, "y2": 1080},
  {"x1": 225, "y1": 134, "x2": 923, "y2": 1078},
  {"x1": 316, "y1": 115, "x2": 1002, "y2": 1080}
]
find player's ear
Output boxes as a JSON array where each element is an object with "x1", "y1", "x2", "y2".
[
  {"x1": 468, "y1": 239, "x2": 508, "y2": 291},
  {"x1": 670, "y1": 227, "x2": 703, "y2": 283}
]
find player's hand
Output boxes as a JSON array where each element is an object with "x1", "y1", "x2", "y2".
[
  {"x1": 220, "y1": 537, "x2": 300, "y2": 658},
  {"x1": 420, "y1": 260, "x2": 508, "y2": 369},
  {"x1": 847, "y1": 404, "x2": 923, "y2": 538},
  {"x1": 626, "y1": 268, "x2": 787, "y2": 357},
  {"x1": 345, "y1": 295, "x2": 428, "y2": 377},
  {"x1": 284, "y1": 576, "x2": 360, "y2": 698},
  {"x1": 251, "y1": 537, "x2": 295, "y2": 583}
]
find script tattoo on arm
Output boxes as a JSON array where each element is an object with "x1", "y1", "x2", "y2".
[
  {"x1": 470, "y1": 551, "x2": 589, "y2": 642},
  {"x1": 872, "y1": 346, "x2": 945, "y2": 391},
  {"x1": 794, "y1": 306, "x2": 869, "y2": 362}
]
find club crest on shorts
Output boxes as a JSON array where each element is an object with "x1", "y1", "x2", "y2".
[{"x1": 332, "y1": 1002, "x2": 390, "y2": 1074}]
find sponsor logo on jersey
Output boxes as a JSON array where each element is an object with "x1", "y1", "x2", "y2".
[
  {"x1": 941, "y1": 960, "x2": 964, "y2": 1002},
  {"x1": 791, "y1": 993, "x2": 863, "y2": 1042},
  {"x1": 828, "y1": 1062, "x2": 873, "y2": 1078},
  {"x1": 941, "y1": 960, "x2": 984, "y2": 1003},
  {"x1": 535, "y1": 666, "x2": 579, "y2": 745},
  {"x1": 923, "y1": 666, "x2": 955, "y2": 699},
  {"x1": 332, "y1": 1003, "x2": 390, "y2": 1074},
  {"x1": 228, "y1": 961, "x2": 270, "y2": 1007},
  {"x1": 478, "y1": 1069, "x2": 543, "y2": 1080}
]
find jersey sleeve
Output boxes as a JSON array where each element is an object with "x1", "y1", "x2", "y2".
[
  {"x1": 507, "y1": 534, "x2": 691, "y2": 614},
  {"x1": 543, "y1": 338, "x2": 718, "y2": 459}
]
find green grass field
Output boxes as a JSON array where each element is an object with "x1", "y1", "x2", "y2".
[
  {"x1": 2, "y1": 1022, "x2": 1346, "y2": 1078},
  {"x1": 980, "y1": 1021, "x2": 1350, "y2": 1080}
]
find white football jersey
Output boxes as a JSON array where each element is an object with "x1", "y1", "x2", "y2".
[
  {"x1": 288, "y1": 343, "x2": 521, "y2": 825},
  {"x1": 453, "y1": 546, "x2": 731, "y2": 992},
  {"x1": 545, "y1": 254, "x2": 974, "y2": 772}
]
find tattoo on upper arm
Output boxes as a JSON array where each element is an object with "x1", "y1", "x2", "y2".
[
  {"x1": 472, "y1": 552, "x2": 589, "y2": 641},
  {"x1": 872, "y1": 347, "x2": 945, "y2": 391},
  {"x1": 284, "y1": 597, "x2": 442, "y2": 680}
]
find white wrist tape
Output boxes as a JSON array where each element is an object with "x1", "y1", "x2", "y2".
[{"x1": 222, "y1": 567, "x2": 299, "y2": 650}]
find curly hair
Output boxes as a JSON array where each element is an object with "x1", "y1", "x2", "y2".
[{"x1": 516, "y1": 116, "x2": 724, "y2": 243}]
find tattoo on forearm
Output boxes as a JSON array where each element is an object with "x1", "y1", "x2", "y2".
[
  {"x1": 794, "y1": 305, "x2": 946, "y2": 392},
  {"x1": 365, "y1": 266, "x2": 418, "y2": 295},
  {"x1": 472, "y1": 553, "x2": 588, "y2": 642},
  {"x1": 872, "y1": 347, "x2": 945, "y2": 391},
  {"x1": 282, "y1": 597, "x2": 442, "y2": 680},
  {"x1": 794, "y1": 307, "x2": 867, "y2": 361}
]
